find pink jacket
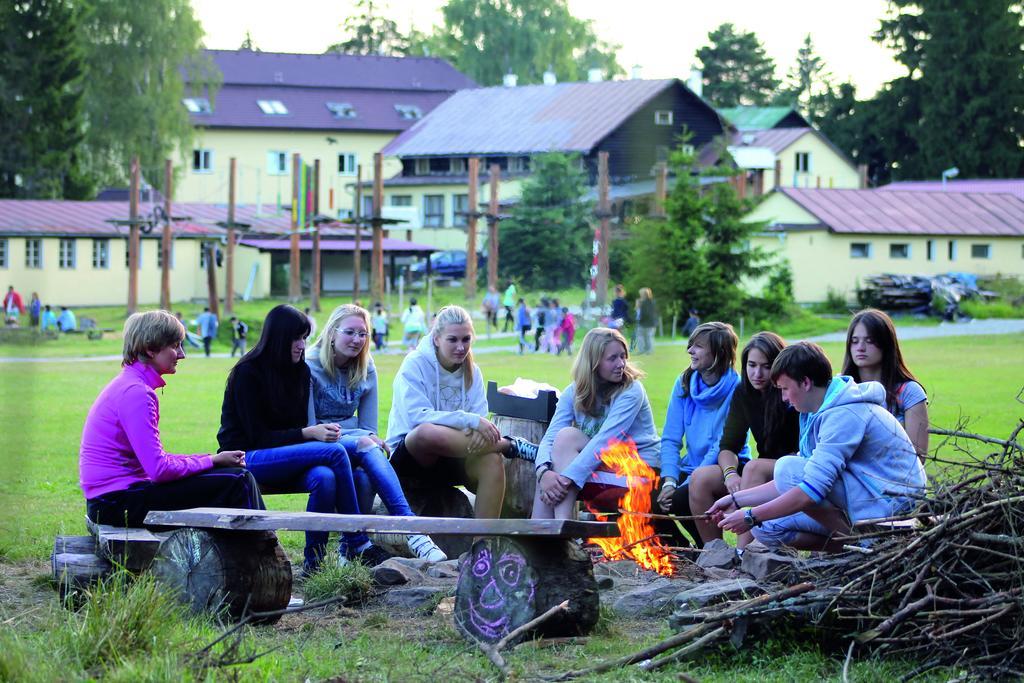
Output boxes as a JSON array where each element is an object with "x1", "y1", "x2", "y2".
[{"x1": 79, "y1": 362, "x2": 212, "y2": 499}]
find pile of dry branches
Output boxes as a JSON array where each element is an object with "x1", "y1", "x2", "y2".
[{"x1": 812, "y1": 419, "x2": 1024, "y2": 679}]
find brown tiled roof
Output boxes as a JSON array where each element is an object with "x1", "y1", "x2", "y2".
[{"x1": 777, "y1": 188, "x2": 1024, "y2": 236}]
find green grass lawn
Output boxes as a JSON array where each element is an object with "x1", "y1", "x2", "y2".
[{"x1": 1, "y1": 332, "x2": 1020, "y2": 680}]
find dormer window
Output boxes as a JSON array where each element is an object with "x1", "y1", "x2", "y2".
[
  {"x1": 327, "y1": 102, "x2": 357, "y2": 119},
  {"x1": 257, "y1": 99, "x2": 288, "y2": 115},
  {"x1": 183, "y1": 97, "x2": 212, "y2": 114},
  {"x1": 395, "y1": 104, "x2": 423, "y2": 120}
]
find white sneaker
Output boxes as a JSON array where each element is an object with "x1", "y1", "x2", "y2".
[{"x1": 407, "y1": 534, "x2": 447, "y2": 562}]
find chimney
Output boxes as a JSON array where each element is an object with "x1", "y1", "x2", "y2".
[
  {"x1": 542, "y1": 68, "x2": 556, "y2": 85},
  {"x1": 774, "y1": 159, "x2": 782, "y2": 189},
  {"x1": 858, "y1": 163, "x2": 868, "y2": 189},
  {"x1": 502, "y1": 72, "x2": 518, "y2": 87},
  {"x1": 630, "y1": 64, "x2": 643, "y2": 80},
  {"x1": 587, "y1": 68, "x2": 603, "y2": 83},
  {"x1": 687, "y1": 67, "x2": 703, "y2": 97}
]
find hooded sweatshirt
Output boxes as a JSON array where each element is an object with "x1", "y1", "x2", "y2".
[
  {"x1": 659, "y1": 369, "x2": 749, "y2": 483},
  {"x1": 307, "y1": 354, "x2": 378, "y2": 435},
  {"x1": 535, "y1": 381, "x2": 660, "y2": 489},
  {"x1": 386, "y1": 334, "x2": 488, "y2": 451},
  {"x1": 796, "y1": 376, "x2": 926, "y2": 521}
]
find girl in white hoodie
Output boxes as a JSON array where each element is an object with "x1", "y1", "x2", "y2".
[{"x1": 386, "y1": 305, "x2": 536, "y2": 518}]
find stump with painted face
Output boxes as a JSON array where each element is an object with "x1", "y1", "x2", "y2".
[{"x1": 453, "y1": 536, "x2": 600, "y2": 644}]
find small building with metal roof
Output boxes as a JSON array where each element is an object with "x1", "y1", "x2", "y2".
[{"x1": 744, "y1": 187, "x2": 1024, "y2": 303}]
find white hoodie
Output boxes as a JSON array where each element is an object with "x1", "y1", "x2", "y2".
[{"x1": 386, "y1": 334, "x2": 488, "y2": 451}]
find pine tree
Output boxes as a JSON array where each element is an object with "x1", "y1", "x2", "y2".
[
  {"x1": 498, "y1": 153, "x2": 593, "y2": 290},
  {"x1": 695, "y1": 23, "x2": 780, "y2": 107},
  {"x1": 326, "y1": 0, "x2": 410, "y2": 56},
  {"x1": 0, "y1": 0, "x2": 90, "y2": 198}
]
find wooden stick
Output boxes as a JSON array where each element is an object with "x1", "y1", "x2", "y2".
[
  {"x1": 479, "y1": 600, "x2": 570, "y2": 678},
  {"x1": 928, "y1": 427, "x2": 1022, "y2": 452},
  {"x1": 637, "y1": 626, "x2": 727, "y2": 671},
  {"x1": 617, "y1": 509, "x2": 710, "y2": 521}
]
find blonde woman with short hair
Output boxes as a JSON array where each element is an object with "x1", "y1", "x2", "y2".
[
  {"x1": 79, "y1": 311, "x2": 263, "y2": 527},
  {"x1": 386, "y1": 304, "x2": 537, "y2": 518},
  {"x1": 308, "y1": 304, "x2": 446, "y2": 561},
  {"x1": 532, "y1": 327, "x2": 660, "y2": 519}
]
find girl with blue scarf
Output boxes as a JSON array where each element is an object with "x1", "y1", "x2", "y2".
[{"x1": 657, "y1": 322, "x2": 747, "y2": 547}]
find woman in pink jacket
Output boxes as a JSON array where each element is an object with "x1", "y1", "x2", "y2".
[{"x1": 79, "y1": 310, "x2": 263, "y2": 526}]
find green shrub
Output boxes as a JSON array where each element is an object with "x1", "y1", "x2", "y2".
[
  {"x1": 302, "y1": 558, "x2": 373, "y2": 604},
  {"x1": 960, "y1": 299, "x2": 1024, "y2": 319},
  {"x1": 812, "y1": 287, "x2": 850, "y2": 314}
]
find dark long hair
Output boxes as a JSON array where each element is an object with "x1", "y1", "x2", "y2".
[
  {"x1": 841, "y1": 308, "x2": 920, "y2": 407},
  {"x1": 741, "y1": 331, "x2": 787, "y2": 457},
  {"x1": 230, "y1": 304, "x2": 311, "y2": 405}
]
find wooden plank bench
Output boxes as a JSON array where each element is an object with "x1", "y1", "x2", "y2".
[{"x1": 143, "y1": 507, "x2": 619, "y2": 644}]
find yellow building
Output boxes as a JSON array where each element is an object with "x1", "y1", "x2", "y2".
[
  {"x1": 0, "y1": 199, "x2": 273, "y2": 307},
  {"x1": 176, "y1": 50, "x2": 474, "y2": 219},
  {"x1": 745, "y1": 188, "x2": 1024, "y2": 303},
  {"x1": 719, "y1": 107, "x2": 863, "y2": 194}
]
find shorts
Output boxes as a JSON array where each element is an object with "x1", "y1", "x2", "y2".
[{"x1": 389, "y1": 436, "x2": 471, "y2": 488}]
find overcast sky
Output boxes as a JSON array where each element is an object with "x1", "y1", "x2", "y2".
[{"x1": 190, "y1": 0, "x2": 906, "y2": 97}]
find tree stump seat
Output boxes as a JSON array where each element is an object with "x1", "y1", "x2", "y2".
[{"x1": 143, "y1": 507, "x2": 618, "y2": 641}]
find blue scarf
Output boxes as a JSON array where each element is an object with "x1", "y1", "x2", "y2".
[{"x1": 683, "y1": 368, "x2": 740, "y2": 425}]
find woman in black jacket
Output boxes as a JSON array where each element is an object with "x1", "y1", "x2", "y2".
[{"x1": 218, "y1": 304, "x2": 390, "y2": 574}]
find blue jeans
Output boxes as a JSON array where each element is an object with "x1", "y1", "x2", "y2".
[
  {"x1": 246, "y1": 441, "x2": 370, "y2": 569},
  {"x1": 339, "y1": 435, "x2": 414, "y2": 517}
]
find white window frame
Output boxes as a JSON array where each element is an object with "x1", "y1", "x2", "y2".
[
  {"x1": 337, "y1": 153, "x2": 357, "y2": 176},
  {"x1": 849, "y1": 242, "x2": 872, "y2": 259},
  {"x1": 257, "y1": 99, "x2": 288, "y2": 115},
  {"x1": 507, "y1": 156, "x2": 529, "y2": 173},
  {"x1": 267, "y1": 151, "x2": 289, "y2": 176},
  {"x1": 414, "y1": 158, "x2": 430, "y2": 175},
  {"x1": 326, "y1": 102, "x2": 356, "y2": 119},
  {"x1": 25, "y1": 238, "x2": 42, "y2": 268},
  {"x1": 971, "y1": 243, "x2": 991, "y2": 259},
  {"x1": 391, "y1": 195, "x2": 413, "y2": 207},
  {"x1": 394, "y1": 104, "x2": 422, "y2": 120},
  {"x1": 192, "y1": 148, "x2": 213, "y2": 174},
  {"x1": 889, "y1": 243, "x2": 911, "y2": 259},
  {"x1": 58, "y1": 238, "x2": 76, "y2": 269},
  {"x1": 0, "y1": 238, "x2": 7, "y2": 268},
  {"x1": 948, "y1": 239, "x2": 958, "y2": 261},
  {"x1": 926, "y1": 239, "x2": 935, "y2": 261},
  {"x1": 182, "y1": 97, "x2": 211, "y2": 114},
  {"x1": 450, "y1": 158, "x2": 467, "y2": 174},
  {"x1": 795, "y1": 152, "x2": 811, "y2": 173},
  {"x1": 125, "y1": 239, "x2": 142, "y2": 268},
  {"x1": 423, "y1": 194, "x2": 445, "y2": 228},
  {"x1": 654, "y1": 110, "x2": 673, "y2": 126},
  {"x1": 453, "y1": 193, "x2": 469, "y2": 227},
  {"x1": 92, "y1": 239, "x2": 109, "y2": 269}
]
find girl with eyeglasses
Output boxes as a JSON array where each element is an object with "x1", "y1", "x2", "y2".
[
  {"x1": 218, "y1": 304, "x2": 392, "y2": 575},
  {"x1": 307, "y1": 304, "x2": 446, "y2": 561}
]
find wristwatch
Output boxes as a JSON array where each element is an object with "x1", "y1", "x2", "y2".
[
  {"x1": 743, "y1": 507, "x2": 762, "y2": 528},
  {"x1": 535, "y1": 462, "x2": 553, "y2": 483}
]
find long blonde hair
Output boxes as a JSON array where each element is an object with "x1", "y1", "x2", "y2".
[
  {"x1": 311, "y1": 303, "x2": 372, "y2": 389},
  {"x1": 571, "y1": 327, "x2": 643, "y2": 416},
  {"x1": 430, "y1": 304, "x2": 475, "y2": 391}
]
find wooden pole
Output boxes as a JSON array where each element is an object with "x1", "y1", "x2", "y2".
[
  {"x1": 596, "y1": 151, "x2": 610, "y2": 307},
  {"x1": 289, "y1": 153, "x2": 301, "y2": 301},
  {"x1": 225, "y1": 157, "x2": 236, "y2": 316},
  {"x1": 353, "y1": 164, "x2": 362, "y2": 299},
  {"x1": 487, "y1": 163, "x2": 500, "y2": 290},
  {"x1": 204, "y1": 241, "x2": 219, "y2": 319},
  {"x1": 311, "y1": 159, "x2": 321, "y2": 312},
  {"x1": 160, "y1": 159, "x2": 172, "y2": 310},
  {"x1": 127, "y1": 156, "x2": 139, "y2": 315},
  {"x1": 465, "y1": 157, "x2": 479, "y2": 298},
  {"x1": 372, "y1": 152, "x2": 384, "y2": 303}
]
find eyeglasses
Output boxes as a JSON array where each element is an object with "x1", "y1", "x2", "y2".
[{"x1": 338, "y1": 329, "x2": 369, "y2": 339}]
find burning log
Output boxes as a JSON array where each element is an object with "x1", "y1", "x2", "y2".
[{"x1": 585, "y1": 439, "x2": 675, "y2": 577}]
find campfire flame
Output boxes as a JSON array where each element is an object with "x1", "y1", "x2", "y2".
[{"x1": 585, "y1": 438, "x2": 674, "y2": 576}]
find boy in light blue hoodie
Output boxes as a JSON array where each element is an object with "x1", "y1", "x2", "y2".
[{"x1": 710, "y1": 342, "x2": 926, "y2": 552}]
